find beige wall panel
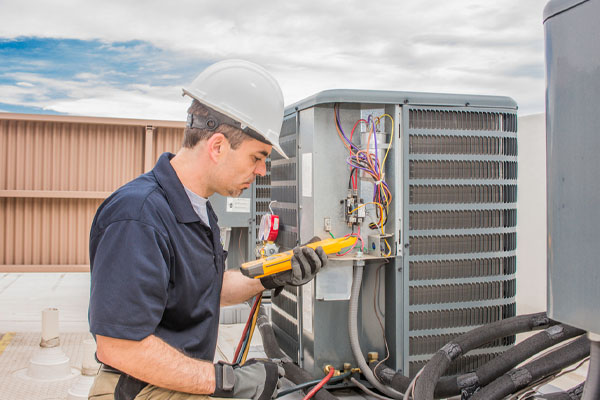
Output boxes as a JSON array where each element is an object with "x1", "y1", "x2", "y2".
[
  {"x1": 0, "y1": 113, "x2": 185, "y2": 272},
  {"x1": 0, "y1": 120, "x2": 144, "y2": 192},
  {"x1": 153, "y1": 127, "x2": 183, "y2": 163},
  {"x1": 0, "y1": 197, "x2": 102, "y2": 267}
]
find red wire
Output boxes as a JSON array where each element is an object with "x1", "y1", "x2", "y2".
[
  {"x1": 233, "y1": 295, "x2": 261, "y2": 363},
  {"x1": 303, "y1": 367, "x2": 335, "y2": 400}
]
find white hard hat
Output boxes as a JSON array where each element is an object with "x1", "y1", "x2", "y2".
[{"x1": 182, "y1": 59, "x2": 288, "y2": 159}]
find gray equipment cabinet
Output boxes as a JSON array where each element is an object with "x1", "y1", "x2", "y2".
[
  {"x1": 545, "y1": 0, "x2": 600, "y2": 335},
  {"x1": 267, "y1": 89, "x2": 518, "y2": 378}
]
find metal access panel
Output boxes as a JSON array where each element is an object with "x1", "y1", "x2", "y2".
[
  {"x1": 269, "y1": 90, "x2": 518, "y2": 378},
  {"x1": 545, "y1": 0, "x2": 600, "y2": 334}
]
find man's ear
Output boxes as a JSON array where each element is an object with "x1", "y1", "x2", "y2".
[{"x1": 206, "y1": 133, "x2": 229, "y2": 163}]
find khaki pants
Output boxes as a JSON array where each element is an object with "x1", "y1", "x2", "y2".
[{"x1": 89, "y1": 370, "x2": 212, "y2": 400}]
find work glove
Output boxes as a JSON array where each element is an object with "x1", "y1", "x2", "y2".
[
  {"x1": 260, "y1": 246, "x2": 327, "y2": 289},
  {"x1": 213, "y1": 359, "x2": 284, "y2": 400}
]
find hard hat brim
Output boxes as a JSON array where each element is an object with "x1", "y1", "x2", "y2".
[{"x1": 182, "y1": 87, "x2": 288, "y2": 159}]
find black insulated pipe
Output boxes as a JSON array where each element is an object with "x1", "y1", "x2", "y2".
[
  {"x1": 256, "y1": 310, "x2": 339, "y2": 400},
  {"x1": 413, "y1": 312, "x2": 555, "y2": 400},
  {"x1": 432, "y1": 324, "x2": 585, "y2": 398},
  {"x1": 582, "y1": 339, "x2": 600, "y2": 400},
  {"x1": 470, "y1": 335, "x2": 590, "y2": 400}
]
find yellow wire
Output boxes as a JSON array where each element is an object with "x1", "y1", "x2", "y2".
[
  {"x1": 348, "y1": 202, "x2": 384, "y2": 218},
  {"x1": 241, "y1": 296, "x2": 261, "y2": 364},
  {"x1": 378, "y1": 114, "x2": 394, "y2": 170},
  {"x1": 384, "y1": 239, "x2": 392, "y2": 257}
]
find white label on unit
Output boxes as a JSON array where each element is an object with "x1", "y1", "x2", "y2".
[
  {"x1": 226, "y1": 197, "x2": 251, "y2": 213},
  {"x1": 302, "y1": 280, "x2": 313, "y2": 334},
  {"x1": 315, "y1": 262, "x2": 353, "y2": 301},
  {"x1": 302, "y1": 152, "x2": 312, "y2": 197}
]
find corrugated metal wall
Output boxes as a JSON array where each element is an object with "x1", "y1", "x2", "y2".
[{"x1": 0, "y1": 113, "x2": 185, "y2": 272}]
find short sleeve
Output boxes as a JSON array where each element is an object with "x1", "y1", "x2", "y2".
[{"x1": 89, "y1": 220, "x2": 171, "y2": 341}]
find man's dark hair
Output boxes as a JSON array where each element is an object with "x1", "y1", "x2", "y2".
[{"x1": 182, "y1": 100, "x2": 250, "y2": 149}]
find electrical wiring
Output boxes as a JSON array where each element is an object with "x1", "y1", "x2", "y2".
[
  {"x1": 373, "y1": 264, "x2": 391, "y2": 374},
  {"x1": 404, "y1": 367, "x2": 424, "y2": 400},
  {"x1": 348, "y1": 202, "x2": 386, "y2": 234},
  {"x1": 233, "y1": 295, "x2": 261, "y2": 364},
  {"x1": 337, "y1": 228, "x2": 364, "y2": 256},
  {"x1": 377, "y1": 114, "x2": 394, "y2": 170},
  {"x1": 509, "y1": 357, "x2": 589, "y2": 399},
  {"x1": 303, "y1": 366, "x2": 336, "y2": 400},
  {"x1": 383, "y1": 238, "x2": 392, "y2": 257},
  {"x1": 240, "y1": 296, "x2": 261, "y2": 364},
  {"x1": 351, "y1": 377, "x2": 397, "y2": 400},
  {"x1": 277, "y1": 372, "x2": 350, "y2": 398},
  {"x1": 277, "y1": 371, "x2": 352, "y2": 398},
  {"x1": 334, "y1": 104, "x2": 394, "y2": 231}
]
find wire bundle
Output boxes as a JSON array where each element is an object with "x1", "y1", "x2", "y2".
[
  {"x1": 334, "y1": 104, "x2": 393, "y2": 233},
  {"x1": 233, "y1": 294, "x2": 262, "y2": 364}
]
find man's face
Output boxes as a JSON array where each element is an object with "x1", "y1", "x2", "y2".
[{"x1": 215, "y1": 137, "x2": 272, "y2": 197}]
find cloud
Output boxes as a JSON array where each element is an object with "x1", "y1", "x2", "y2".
[{"x1": 0, "y1": 0, "x2": 549, "y2": 117}]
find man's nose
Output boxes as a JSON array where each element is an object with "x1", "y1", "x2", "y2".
[{"x1": 255, "y1": 161, "x2": 267, "y2": 177}]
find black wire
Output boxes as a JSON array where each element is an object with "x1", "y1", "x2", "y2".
[
  {"x1": 276, "y1": 371, "x2": 352, "y2": 398},
  {"x1": 348, "y1": 168, "x2": 357, "y2": 189}
]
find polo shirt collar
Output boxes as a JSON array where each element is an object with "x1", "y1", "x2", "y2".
[{"x1": 153, "y1": 152, "x2": 201, "y2": 224}]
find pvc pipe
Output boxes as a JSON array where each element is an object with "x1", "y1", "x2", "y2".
[
  {"x1": 41, "y1": 308, "x2": 60, "y2": 347},
  {"x1": 82, "y1": 339, "x2": 99, "y2": 376}
]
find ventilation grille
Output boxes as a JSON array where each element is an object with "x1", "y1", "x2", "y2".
[
  {"x1": 272, "y1": 207, "x2": 297, "y2": 228},
  {"x1": 255, "y1": 187, "x2": 271, "y2": 199},
  {"x1": 255, "y1": 201, "x2": 271, "y2": 213},
  {"x1": 276, "y1": 230, "x2": 299, "y2": 251},
  {"x1": 272, "y1": 186, "x2": 297, "y2": 203},
  {"x1": 410, "y1": 135, "x2": 517, "y2": 155},
  {"x1": 409, "y1": 352, "x2": 504, "y2": 377},
  {"x1": 271, "y1": 322, "x2": 299, "y2": 364},
  {"x1": 409, "y1": 279, "x2": 516, "y2": 305},
  {"x1": 410, "y1": 161, "x2": 517, "y2": 180},
  {"x1": 253, "y1": 158, "x2": 272, "y2": 246},
  {"x1": 255, "y1": 175, "x2": 271, "y2": 186},
  {"x1": 409, "y1": 209, "x2": 517, "y2": 230},
  {"x1": 280, "y1": 116, "x2": 297, "y2": 138},
  {"x1": 408, "y1": 110, "x2": 517, "y2": 132},
  {"x1": 410, "y1": 185, "x2": 517, "y2": 204},
  {"x1": 410, "y1": 303, "x2": 516, "y2": 331},
  {"x1": 409, "y1": 256, "x2": 516, "y2": 280},
  {"x1": 271, "y1": 163, "x2": 297, "y2": 181},
  {"x1": 273, "y1": 292, "x2": 298, "y2": 319},
  {"x1": 409, "y1": 233, "x2": 517, "y2": 255},
  {"x1": 271, "y1": 138, "x2": 298, "y2": 161},
  {"x1": 410, "y1": 334, "x2": 515, "y2": 356}
]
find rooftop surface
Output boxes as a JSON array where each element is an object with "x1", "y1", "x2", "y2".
[{"x1": 0, "y1": 273, "x2": 588, "y2": 399}]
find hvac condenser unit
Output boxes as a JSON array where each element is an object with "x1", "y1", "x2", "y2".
[{"x1": 265, "y1": 90, "x2": 518, "y2": 378}]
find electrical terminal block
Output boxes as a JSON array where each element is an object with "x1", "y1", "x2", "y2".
[{"x1": 345, "y1": 190, "x2": 365, "y2": 226}]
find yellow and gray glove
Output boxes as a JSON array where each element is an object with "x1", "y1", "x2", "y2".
[
  {"x1": 260, "y1": 246, "x2": 327, "y2": 289},
  {"x1": 213, "y1": 359, "x2": 284, "y2": 400}
]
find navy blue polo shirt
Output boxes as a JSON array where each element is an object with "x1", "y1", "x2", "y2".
[{"x1": 89, "y1": 152, "x2": 225, "y2": 361}]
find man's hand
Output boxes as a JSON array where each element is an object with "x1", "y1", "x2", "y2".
[
  {"x1": 260, "y1": 246, "x2": 327, "y2": 289},
  {"x1": 213, "y1": 359, "x2": 284, "y2": 400}
]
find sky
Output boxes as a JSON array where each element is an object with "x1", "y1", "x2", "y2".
[{"x1": 0, "y1": 0, "x2": 549, "y2": 120}]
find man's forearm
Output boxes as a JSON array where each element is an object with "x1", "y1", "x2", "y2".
[
  {"x1": 96, "y1": 334, "x2": 215, "y2": 394},
  {"x1": 220, "y1": 269, "x2": 265, "y2": 306}
]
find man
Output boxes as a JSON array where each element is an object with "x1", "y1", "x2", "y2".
[{"x1": 88, "y1": 60, "x2": 327, "y2": 400}]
